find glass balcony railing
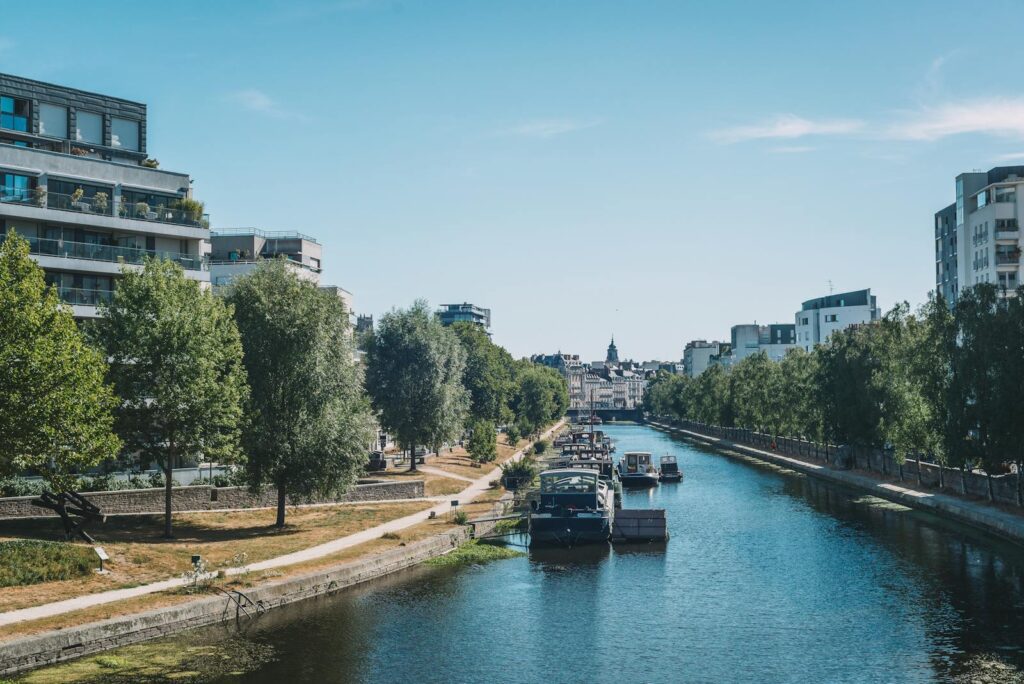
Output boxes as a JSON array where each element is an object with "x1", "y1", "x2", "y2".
[
  {"x1": 0, "y1": 189, "x2": 208, "y2": 229},
  {"x1": 57, "y1": 287, "x2": 113, "y2": 306},
  {"x1": 28, "y1": 236, "x2": 208, "y2": 271}
]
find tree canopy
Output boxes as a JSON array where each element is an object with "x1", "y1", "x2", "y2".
[
  {"x1": 0, "y1": 232, "x2": 120, "y2": 490},
  {"x1": 96, "y1": 258, "x2": 248, "y2": 537},
  {"x1": 228, "y1": 259, "x2": 374, "y2": 527}
]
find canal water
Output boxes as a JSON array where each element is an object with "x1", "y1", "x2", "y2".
[{"x1": 199, "y1": 425, "x2": 1024, "y2": 682}]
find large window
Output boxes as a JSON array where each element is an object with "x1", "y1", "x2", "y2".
[
  {"x1": 0, "y1": 96, "x2": 29, "y2": 132},
  {"x1": 111, "y1": 117, "x2": 139, "y2": 151},
  {"x1": 0, "y1": 172, "x2": 34, "y2": 202},
  {"x1": 75, "y1": 111, "x2": 103, "y2": 144},
  {"x1": 39, "y1": 103, "x2": 68, "y2": 138},
  {"x1": 47, "y1": 178, "x2": 113, "y2": 214}
]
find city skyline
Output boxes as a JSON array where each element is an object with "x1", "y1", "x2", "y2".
[{"x1": 4, "y1": 1, "x2": 1024, "y2": 360}]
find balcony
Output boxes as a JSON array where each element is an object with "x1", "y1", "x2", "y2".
[
  {"x1": 57, "y1": 287, "x2": 113, "y2": 307},
  {"x1": 996, "y1": 252, "x2": 1021, "y2": 266},
  {"x1": 28, "y1": 236, "x2": 207, "y2": 272},
  {"x1": 0, "y1": 189, "x2": 208, "y2": 229}
]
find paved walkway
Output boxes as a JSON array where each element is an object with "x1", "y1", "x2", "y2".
[
  {"x1": 0, "y1": 421, "x2": 564, "y2": 629},
  {"x1": 650, "y1": 421, "x2": 1024, "y2": 546},
  {"x1": 416, "y1": 465, "x2": 479, "y2": 483}
]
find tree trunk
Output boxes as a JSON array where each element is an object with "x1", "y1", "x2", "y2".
[
  {"x1": 916, "y1": 455, "x2": 922, "y2": 488},
  {"x1": 986, "y1": 471, "x2": 994, "y2": 503},
  {"x1": 938, "y1": 461, "x2": 944, "y2": 489},
  {"x1": 276, "y1": 484, "x2": 287, "y2": 528},
  {"x1": 408, "y1": 447, "x2": 418, "y2": 473},
  {"x1": 961, "y1": 465, "x2": 967, "y2": 496},
  {"x1": 898, "y1": 460, "x2": 904, "y2": 483},
  {"x1": 163, "y1": 456, "x2": 174, "y2": 539}
]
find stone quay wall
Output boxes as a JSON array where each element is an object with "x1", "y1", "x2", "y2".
[{"x1": 0, "y1": 480, "x2": 424, "y2": 519}]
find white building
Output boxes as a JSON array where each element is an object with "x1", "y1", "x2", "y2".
[
  {"x1": 683, "y1": 340, "x2": 723, "y2": 377},
  {"x1": 721, "y1": 323, "x2": 798, "y2": 365},
  {"x1": 795, "y1": 288, "x2": 879, "y2": 351},
  {"x1": 935, "y1": 166, "x2": 1023, "y2": 305},
  {"x1": 209, "y1": 229, "x2": 322, "y2": 287},
  {"x1": 1, "y1": 73, "x2": 209, "y2": 318}
]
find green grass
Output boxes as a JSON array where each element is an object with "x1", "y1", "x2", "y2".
[
  {"x1": 0, "y1": 540, "x2": 95, "y2": 588},
  {"x1": 425, "y1": 540, "x2": 524, "y2": 567}
]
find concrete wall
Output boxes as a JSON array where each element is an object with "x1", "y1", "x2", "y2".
[{"x1": 0, "y1": 480, "x2": 424, "y2": 519}]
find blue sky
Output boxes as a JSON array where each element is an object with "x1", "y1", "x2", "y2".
[{"x1": 5, "y1": 1, "x2": 1024, "y2": 360}]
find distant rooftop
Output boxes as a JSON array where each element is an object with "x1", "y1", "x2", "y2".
[
  {"x1": 801, "y1": 288, "x2": 873, "y2": 311},
  {"x1": 211, "y1": 228, "x2": 319, "y2": 244}
]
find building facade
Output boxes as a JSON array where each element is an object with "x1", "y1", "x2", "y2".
[
  {"x1": 935, "y1": 166, "x2": 1023, "y2": 307},
  {"x1": 0, "y1": 73, "x2": 209, "y2": 318},
  {"x1": 437, "y1": 302, "x2": 491, "y2": 332},
  {"x1": 683, "y1": 340, "x2": 722, "y2": 377},
  {"x1": 717, "y1": 323, "x2": 798, "y2": 366},
  {"x1": 795, "y1": 288, "x2": 879, "y2": 350},
  {"x1": 209, "y1": 229, "x2": 322, "y2": 286}
]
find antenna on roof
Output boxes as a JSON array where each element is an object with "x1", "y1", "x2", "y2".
[{"x1": 827, "y1": 279, "x2": 834, "y2": 295}]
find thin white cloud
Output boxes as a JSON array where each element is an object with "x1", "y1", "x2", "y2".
[
  {"x1": 886, "y1": 99, "x2": 1024, "y2": 141},
  {"x1": 225, "y1": 89, "x2": 307, "y2": 121},
  {"x1": 710, "y1": 114, "x2": 864, "y2": 144},
  {"x1": 770, "y1": 145, "x2": 817, "y2": 154},
  {"x1": 994, "y1": 152, "x2": 1024, "y2": 162},
  {"x1": 500, "y1": 118, "x2": 601, "y2": 139}
]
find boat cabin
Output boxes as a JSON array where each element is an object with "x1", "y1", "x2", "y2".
[
  {"x1": 622, "y1": 452, "x2": 654, "y2": 474},
  {"x1": 660, "y1": 455, "x2": 679, "y2": 475},
  {"x1": 539, "y1": 469, "x2": 607, "y2": 511}
]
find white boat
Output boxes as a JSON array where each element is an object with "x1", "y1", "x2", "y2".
[{"x1": 617, "y1": 451, "x2": 660, "y2": 488}]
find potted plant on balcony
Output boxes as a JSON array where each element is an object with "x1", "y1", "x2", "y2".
[
  {"x1": 141, "y1": 158, "x2": 159, "y2": 168},
  {"x1": 171, "y1": 197, "x2": 205, "y2": 226},
  {"x1": 134, "y1": 202, "x2": 150, "y2": 219},
  {"x1": 33, "y1": 185, "x2": 47, "y2": 208},
  {"x1": 93, "y1": 191, "x2": 109, "y2": 214},
  {"x1": 70, "y1": 187, "x2": 86, "y2": 211}
]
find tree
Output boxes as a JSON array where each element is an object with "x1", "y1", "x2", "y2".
[
  {"x1": 467, "y1": 420, "x2": 497, "y2": 463},
  {"x1": 96, "y1": 259, "x2": 247, "y2": 538},
  {"x1": 0, "y1": 232, "x2": 120, "y2": 490},
  {"x1": 511, "y1": 364, "x2": 568, "y2": 437},
  {"x1": 777, "y1": 348, "x2": 821, "y2": 441},
  {"x1": 450, "y1": 322, "x2": 515, "y2": 425},
  {"x1": 363, "y1": 301, "x2": 469, "y2": 472},
  {"x1": 689, "y1": 364, "x2": 731, "y2": 426},
  {"x1": 729, "y1": 353, "x2": 780, "y2": 436},
  {"x1": 917, "y1": 294, "x2": 956, "y2": 487},
  {"x1": 815, "y1": 324, "x2": 884, "y2": 452},
  {"x1": 228, "y1": 260, "x2": 374, "y2": 527}
]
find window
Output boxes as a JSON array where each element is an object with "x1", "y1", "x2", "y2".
[
  {"x1": 111, "y1": 117, "x2": 139, "y2": 151},
  {"x1": 800, "y1": 317, "x2": 808, "y2": 325},
  {"x1": 75, "y1": 111, "x2": 103, "y2": 144},
  {"x1": 825, "y1": 314, "x2": 838, "y2": 323},
  {"x1": 0, "y1": 96, "x2": 30, "y2": 132},
  {"x1": 39, "y1": 104, "x2": 68, "y2": 138},
  {"x1": 995, "y1": 187, "x2": 1016, "y2": 203},
  {"x1": 0, "y1": 172, "x2": 34, "y2": 202}
]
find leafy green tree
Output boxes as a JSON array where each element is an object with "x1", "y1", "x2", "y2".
[
  {"x1": 917, "y1": 295, "x2": 957, "y2": 487},
  {"x1": 450, "y1": 322, "x2": 515, "y2": 425},
  {"x1": 689, "y1": 364, "x2": 731, "y2": 426},
  {"x1": 96, "y1": 259, "x2": 248, "y2": 538},
  {"x1": 511, "y1": 364, "x2": 568, "y2": 437},
  {"x1": 777, "y1": 348, "x2": 821, "y2": 440},
  {"x1": 503, "y1": 424, "x2": 521, "y2": 447},
  {"x1": 363, "y1": 301, "x2": 469, "y2": 472},
  {"x1": 815, "y1": 324, "x2": 884, "y2": 452},
  {"x1": 729, "y1": 353, "x2": 780, "y2": 436},
  {"x1": 0, "y1": 232, "x2": 121, "y2": 490},
  {"x1": 467, "y1": 420, "x2": 497, "y2": 463},
  {"x1": 228, "y1": 260, "x2": 375, "y2": 527}
]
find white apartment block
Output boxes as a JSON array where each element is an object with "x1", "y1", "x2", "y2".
[
  {"x1": 683, "y1": 340, "x2": 722, "y2": 377},
  {"x1": 1, "y1": 73, "x2": 209, "y2": 318},
  {"x1": 795, "y1": 288, "x2": 879, "y2": 351}
]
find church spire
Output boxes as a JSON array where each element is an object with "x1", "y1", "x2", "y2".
[{"x1": 606, "y1": 335, "x2": 619, "y2": 364}]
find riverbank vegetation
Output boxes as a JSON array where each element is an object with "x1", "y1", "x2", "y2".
[
  {"x1": 424, "y1": 539, "x2": 524, "y2": 567},
  {"x1": 0, "y1": 541, "x2": 94, "y2": 588},
  {"x1": 646, "y1": 285, "x2": 1024, "y2": 504}
]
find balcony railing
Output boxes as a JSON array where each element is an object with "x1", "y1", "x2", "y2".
[
  {"x1": 28, "y1": 236, "x2": 207, "y2": 271},
  {"x1": 996, "y1": 253, "x2": 1021, "y2": 266},
  {"x1": 57, "y1": 287, "x2": 113, "y2": 306},
  {"x1": 0, "y1": 190, "x2": 208, "y2": 229}
]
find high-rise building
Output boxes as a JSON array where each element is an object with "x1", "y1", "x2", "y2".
[
  {"x1": 794, "y1": 288, "x2": 879, "y2": 350},
  {"x1": 935, "y1": 166, "x2": 1024, "y2": 307},
  {"x1": 0, "y1": 72, "x2": 209, "y2": 318},
  {"x1": 437, "y1": 302, "x2": 491, "y2": 331}
]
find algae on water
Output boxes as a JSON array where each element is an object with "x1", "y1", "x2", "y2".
[{"x1": 425, "y1": 540, "x2": 524, "y2": 568}]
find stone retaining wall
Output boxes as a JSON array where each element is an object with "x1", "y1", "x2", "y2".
[
  {"x1": 0, "y1": 527, "x2": 471, "y2": 676},
  {"x1": 0, "y1": 480, "x2": 424, "y2": 519}
]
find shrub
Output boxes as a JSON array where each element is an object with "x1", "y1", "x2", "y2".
[
  {"x1": 0, "y1": 477, "x2": 45, "y2": 498},
  {"x1": 500, "y1": 457, "x2": 536, "y2": 490},
  {"x1": 0, "y1": 540, "x2": 95, "y2": 587},
  {"x1": 172, "y1": 197, "x2": 205, "y2": 223},
  {"x1": 533, "y1": 439, "x2": 549, "y2": 455},
  {"x1": 452, "y1": 510, "x2": 469, "y2": 525},
  {"x1": 504, "y1": 425, "x2": 521, "y2": 446}
]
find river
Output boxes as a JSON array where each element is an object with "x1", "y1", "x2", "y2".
[{"x1": 178, "y1": 424, "x2": 1024, "y2": 682}]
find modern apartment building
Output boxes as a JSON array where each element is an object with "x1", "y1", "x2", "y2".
[
  {"x1": 795, "y1": 288, "x2": 879, "y2": 350},
  {"x1": 683, "y1": 340, "x2": 723, "y2": 377},
  {"x1": 935, "y1": 166, "x2": 1024, "y2": 307},
  {"x1": 209, "y1": 229, "x2": 322, "y2": 286},
  {"x1": 437, "y1": 302, "x2": 491, "y2": 331},
  {"x1": 0, "y1": 73, "x2": 209, "y2": 318},
  {"x1": 720, "y1": 323, "x2": 798, "y2": 365}
]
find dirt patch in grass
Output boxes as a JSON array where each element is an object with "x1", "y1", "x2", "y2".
[
  {"x1": 0, "y1": 501, "x2": 429, "y2": 614},
  {"x1": 0, "y1": 541, "x2": 95, "y2": 588},
  {"x1": 371, "y1": 471, "x2": 465, "y2": 497}
]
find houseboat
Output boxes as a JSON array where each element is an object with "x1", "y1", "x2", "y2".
[
  {"x1": 659, "y1": 454, "x2": 683, "y2": 482},
  {"x1": 617, "y1": 451, "x2": 660, "y2": 488},
  {"x1": 529, "y1": 468, "x2": 614, "y2": 546}
]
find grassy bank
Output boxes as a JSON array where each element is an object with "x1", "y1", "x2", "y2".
[
  {"x1": 424, "y1": 539, "x2": 523, "y2": 567},
  {"x1": 0, "y1": 541, "x2": 95, "y2": 588}
]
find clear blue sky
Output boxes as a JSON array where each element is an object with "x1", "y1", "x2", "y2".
[{"x1": 5, "y1": 1, "x2": 1024, "y2": 361}]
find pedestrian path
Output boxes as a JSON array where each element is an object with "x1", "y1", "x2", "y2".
[
  {"x1": 416, "y1": 465, "x2": 479, "y2": 483},
  {"x1": 0, "y1": 420, "x2": 564, "y2": 629}
]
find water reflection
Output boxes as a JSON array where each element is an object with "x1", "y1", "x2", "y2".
[{"x1": 152, "y1": 424, "x2": 1024, "y2": 683}]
